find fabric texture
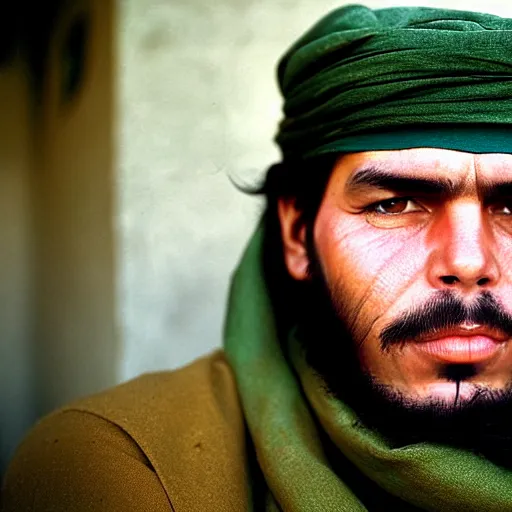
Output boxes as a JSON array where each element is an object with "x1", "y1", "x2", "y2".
[
  {"x1": 275, "y1": 5, "x2": 512, "y2": 158},
  {"x1": 224, "y1": 223, "x2": 512, "y2": 511},
  {"x1": 1, "y1": 352, "x2": 253, "y2": 512}
]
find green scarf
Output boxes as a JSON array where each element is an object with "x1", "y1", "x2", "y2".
[
  {"x1": 275, "y1": 5, "x2": 512, "y2": 159},
  {"x1": 224, "y1": 224, "x2": 512, "y2": 511}
]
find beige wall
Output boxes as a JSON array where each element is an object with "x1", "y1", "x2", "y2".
[
  {"x1": 33, "y1": 0, "x2": 118, "y2": 414},
  {"x1": 0, "y1": 59, "x2": 35, "y2": 474},
  {"x1": 1, "y1": 0, "x2": 117, "y2": 472}
]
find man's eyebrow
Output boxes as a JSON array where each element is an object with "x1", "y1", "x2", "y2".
[
  {"x1": 345, "y1": 167, "x2": 460, "y2": 195},
  {"x1": 481, "y1": 180, "x2": 512, "y2": 201}
]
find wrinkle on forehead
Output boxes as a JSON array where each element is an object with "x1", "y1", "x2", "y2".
[{"x1": 336, "y1": 149, "x2": 512, "y2": 198}]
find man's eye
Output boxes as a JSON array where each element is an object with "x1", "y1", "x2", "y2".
[
  {"x1": 369, "y1": 198, "x2": 422, "y2": 215},
  {"x1": 491, "y1": 203, "x2": 512, "y2": 216}
]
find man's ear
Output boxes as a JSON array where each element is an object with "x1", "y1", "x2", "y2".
[{"x1": 277, "y1": 198, "x2": 310, "y2": 281}]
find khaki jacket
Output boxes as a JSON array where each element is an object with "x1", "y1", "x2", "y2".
[{"x1": 2, "y1": 351, "x2": 254, "y2": 511}]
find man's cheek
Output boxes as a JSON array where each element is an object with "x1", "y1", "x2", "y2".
[
  {"x1": 317, "y1": 209, "x2": 426, "y2": 280},
  {"x1": 328, "y1": 228, "x2": 430, "y2": 309}
]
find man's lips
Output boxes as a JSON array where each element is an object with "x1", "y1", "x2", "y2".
[{"x1": 412, "y1": 325, "x2": 509, "y2": 364}]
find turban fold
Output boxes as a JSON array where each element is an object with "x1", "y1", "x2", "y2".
[{"x1": 275, "y1": 5, "x2": 512, "y2": 158}]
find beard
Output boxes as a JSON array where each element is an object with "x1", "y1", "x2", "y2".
[{"x1": 296, "y1": 235, "x2": 512, "y2": 469}]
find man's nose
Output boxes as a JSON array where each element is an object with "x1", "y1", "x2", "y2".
[{"x1": 427, "y1": 202, "x2": 500, "y2": 291}]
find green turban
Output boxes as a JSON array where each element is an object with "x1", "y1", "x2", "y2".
[{"x1": 275, "y1": 5, "x2": 512, "y2": 158}]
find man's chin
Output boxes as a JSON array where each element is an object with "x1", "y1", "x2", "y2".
[
  {"x1": 364, "y1": 375, "x2": 512, "y2": 417},
  {"x1": 346, "y1": 374, "x2": 512, "y2": 467},
  {"x1": 404, "y1": 381, "x2": 495, "y2": 405}
]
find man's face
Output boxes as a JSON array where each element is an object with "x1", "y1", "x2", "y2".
[{"x1": 280, "y1": 148, "x2": 512, "y2": 407}]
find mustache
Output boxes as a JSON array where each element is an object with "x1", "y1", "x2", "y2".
[{"x1": 380, "y1": 291, "x2": 512, "y2": 352}]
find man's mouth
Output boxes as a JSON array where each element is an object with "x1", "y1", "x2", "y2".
[{"x1": 412, "y1": 325, "x2": 509, "y2": 364}]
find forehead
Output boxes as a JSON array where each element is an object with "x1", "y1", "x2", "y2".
[{"x1": 334, "y1": 148, "x2": 512, "y2": 183}]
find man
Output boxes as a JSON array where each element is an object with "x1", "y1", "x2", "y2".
[{"x1": 4, "y1": 4, "x2": 512, "y2": 511}]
